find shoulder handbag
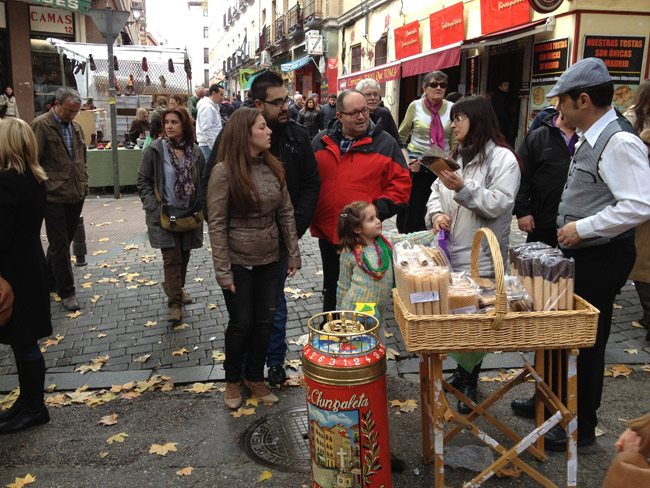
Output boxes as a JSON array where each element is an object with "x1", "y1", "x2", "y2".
[
  {"x1": 0, "y1": 273, "x2": 14, "y2": 327},
  {"x1": 153, "y1": 159, "x2": 204, "y2": 232}
]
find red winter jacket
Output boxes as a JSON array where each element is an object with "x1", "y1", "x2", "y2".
[{"x1": 310, "y1": 119, "x2": 411, "y2": 244}]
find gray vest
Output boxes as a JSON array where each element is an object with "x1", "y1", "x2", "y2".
[{"x1": 557, "y1": 116, "x2": 635, "y2": 249}]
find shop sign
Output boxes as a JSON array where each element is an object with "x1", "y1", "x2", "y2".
[
  {"x1": 429, "y1": 2, "x2": 464, "y2": 50},
  {"x1": 394, "y1": 21, "x2": 420, "y2": 60},
  {"x1": 583, "y1": 35, "x2": 645, "y2": 84},
  {"x1": 531, "y1": 37, "x2": 568, "y2": 86},
  {"x1": 27, "y1": 0, "x2": 90, "y2": 14},
  {"x1": 529, "y1": 0, "x2": 563, "y2": 13},
  {"x1": 327, "y1": 58, "x2": 339, "y2": 70},
  {"x1": 465, "y1": 55, "x2": 480, "y2": 95},
  {"x1": 239, "y1": 69, "x2": 254, "y2": 88},
  {"x1": 480, "y1": 0, "x2": 530, "y2": 36},
  {"x1": 337, "y1": 63, "x2": 400, "y2": 91},
  {"x1": 528, "y1": 38, "x2": 568, "y2": 125},
  {"x1": 30, "y1": 6, "x2": 74, "y2": 34},
  {"x1": 583, "y1": 35, "x2": 646, "y2": 113}
]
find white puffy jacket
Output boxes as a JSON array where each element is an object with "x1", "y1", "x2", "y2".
[{"x1": 425, "y1": 140, "x2": 521, "y2": 277}]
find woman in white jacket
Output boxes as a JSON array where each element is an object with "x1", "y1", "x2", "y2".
[{"x1": 425, "y1": 95, "x2": 521, "y2": 413}]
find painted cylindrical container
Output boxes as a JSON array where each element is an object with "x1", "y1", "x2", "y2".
[{"x1": 302, "y1": 311, "x2": 392, "y2": 488}]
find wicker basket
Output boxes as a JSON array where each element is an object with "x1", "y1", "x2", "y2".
[{"x1": 393, "y1": 228, "x2": 599, "y2": 354}]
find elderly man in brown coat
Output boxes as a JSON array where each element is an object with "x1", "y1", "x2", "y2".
[{"x1": 30, "y1": 87, "x2": 88, "y2": 311}]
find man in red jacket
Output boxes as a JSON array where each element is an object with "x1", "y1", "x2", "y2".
[{"x1": 311, "y1": 89, "x2": 411, "y2": 313}]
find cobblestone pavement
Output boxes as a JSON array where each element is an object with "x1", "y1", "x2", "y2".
[{"x1": 1, "y1": 194, "x2": 648, "y2": 392}]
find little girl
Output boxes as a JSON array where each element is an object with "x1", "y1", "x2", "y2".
[{"x1": 336, "y1": 201, "x2": 434, "y2": 324}]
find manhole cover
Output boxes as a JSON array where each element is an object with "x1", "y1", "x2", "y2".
[{"x1": 241, "y1": 406, "x2": 311, "y2": 472}]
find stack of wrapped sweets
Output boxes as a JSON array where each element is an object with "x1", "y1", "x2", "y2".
[
  {"x1": 509, "y1": 243, "x2": 575, "y2": 311},
  {"x1": 393, "y1": 242, "x2": 450, "y2": 315}
]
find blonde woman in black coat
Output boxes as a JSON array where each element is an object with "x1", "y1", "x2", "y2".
[{"x1": 0, "y1": 117, "x2": 52, "y2": 434}]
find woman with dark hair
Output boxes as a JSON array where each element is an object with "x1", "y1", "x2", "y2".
[
  {"x1": 624, "y1": 79, "x2": 650, "y2": 134},
  {"x1": 425, "y1": 95, "x2": 520, "y2": 413},
  {"x1": 297, "y1": 97, "x2": 324, "y2": 138},
  {"x1": 398, "y1": 70, "x2": 457, "y2": 232},
  {"x1": 207, "y1": 107, "x2": 301, "y2": 409},
  {"x1": 0, "y1": 86, "x2": 19, "y2": 119},
  {"x1": 137, "y1": 107, "x2": 205, "y2": 323},
  {"x1": 0, "y1": 118, "x2": 51, "y2": 434}
]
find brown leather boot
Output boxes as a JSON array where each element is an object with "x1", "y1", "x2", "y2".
[
  {"x1": 181, "y1": 290, "x2": 192, "y2": 304},
  {"x1": 168, "y1": 304, "x2": 182, "y2": 323},
  {"x1": 225, "y1": 382, "x2": 242, "y2": 410},
  {"x1": 244, "y1": 379, "x2": 278, "y2": 404}
]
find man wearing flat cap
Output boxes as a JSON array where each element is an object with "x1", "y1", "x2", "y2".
[{"x1": 541, "y1": 57, "x2": 650, "y2": 450}]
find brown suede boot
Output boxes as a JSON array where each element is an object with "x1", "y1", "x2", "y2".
[
  {"x1": 168, "y1": 304, "x2": 182, "y2": 323},
  {"x1": 244, "y1": 379, "x2": 279, "y2": 404},
  {"x1": 181, "y1": 290, "x2": 192, "y2": 304},
  {"x1": 225, "y1": 382, "x2": 242, "y2": 409}
]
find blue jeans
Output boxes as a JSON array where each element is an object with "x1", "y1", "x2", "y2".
[
  {"x1": 266, "y1": 252, "x2": 288, "y2": 367},
  {"x1": 199, "y1": 145, "x2": 211, "y2": 162}
]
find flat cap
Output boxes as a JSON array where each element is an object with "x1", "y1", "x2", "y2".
[{"x1": 547, "y1": 57, "x2": 612, "y2": 98}]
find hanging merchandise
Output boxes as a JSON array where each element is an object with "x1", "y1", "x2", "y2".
[
  {"x1": 89, "y1": 54, "x2": 96, "y2": 71},
  {"x1": 160, "y1": 75, "x2": 167, "y2": 88},
  {"x1": 145, "y1": 75, "x2": 151, "y2": 86},
  {"x1": 114, "y1": 74, "x2": 120, "y2": 94},
  {"x1": 114, "y1": 55, "x2": 119, "y2": 71},
  {"x1": 142, "y1": 56, "x2": 148, "y2": 72},
  {"x1": 125, "y1": 75, "x2": 135, "y2": 95},
  {"x1": 168, "y1": 58, "x2": 175, "y2": 73},
  {"x1": 184, "y1": 54, "x2": 191, "y2": 75}
]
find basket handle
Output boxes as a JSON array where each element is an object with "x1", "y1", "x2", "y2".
[{"x1": 469, "y1": 228, "x2": 507, "y2": 330}]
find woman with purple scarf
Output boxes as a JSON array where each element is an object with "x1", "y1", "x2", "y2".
[
  {"x1": 137, "y1": 107, "x2": 205, "y2": 323},
  {"x1": 398, "y1": 71, "x2": 457, "y2": 233}
]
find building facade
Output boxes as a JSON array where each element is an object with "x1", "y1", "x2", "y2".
[
  {"x1": 186, "y1": 0, "x2": 211, "y2": 87},
  {"x1": 1, "y1": 0, "x2": 146, "y2": 122}
]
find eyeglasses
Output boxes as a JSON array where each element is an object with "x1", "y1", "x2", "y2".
[
  {"x1": 262, "y1": 97, "x2": 291, "y2": 108},
  {"x1": 428, "y1": 82, "x2": 448, "y2": 89},
  {"x1": 61, "y1": 106, "x2": 81, "y2": 115},
  {"x1": 339, "y1": 107, "x2": 370, "y2": 118},
  {"x1": 452, "y1": 114, "x2": 468, "y2": 124}
]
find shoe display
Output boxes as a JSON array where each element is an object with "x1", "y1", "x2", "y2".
[
  {"x1": 88, "y1": 133, "x2": 97, "y2": 150},
  {"x1": 142, "y1": 56, "x2": 149, "y2": 72},
  {"x1": 244, "y1": 379, "x2": 279, "y2": 404},
  {"x1": 168, "y1": 304, "x2": 182, "y2": 323},
  {"x1": 511, "y1": 396, "x2": 536, "y2": 419},
  {"x1": 62, "y1": 296, "x2": 80, "y2": 311},
  {"x1": 168, "y1": 58, "x2": 175, "y2": 73},
  {"x1": 544, "y1": 424, "x2": 596, "y2": 452},
  {"x1": 117, "y1": 141, "x2": 124, "y2": 148},
  {"x1": 105, "y1": 142, "x2": 112, "y2": 150},
  {"x1": 89, "y1": 54, "x2": 96, "y2": 71},
  {"x1": 113, "y1": 55, "x2": 119, "y2": 71},
  {"x1": 96, "y1": 142, "x2": 104, "y2": 150},
  {"x1": 159, "y1": 75, "x2": 167, "y2": 88},
  {"x1": 268, "y1": 365, "x2": 287, "y2": 386},
  {"x1": 224, "y1": 382, "x2": 242, "y2": 410}
]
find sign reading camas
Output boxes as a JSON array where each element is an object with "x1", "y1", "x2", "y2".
[
  {"x1": 394, "y1": 21, "x2": 421, "y2": 59},
  {"x1": 480, "y1": 0, "x2": 530, "y2": 36},
  {"x1": 429, "y1": 2, "x2": 464, "y2": 50},
  {"x1": 30, "y1": 6, "x2": 74, "y2": 35}
]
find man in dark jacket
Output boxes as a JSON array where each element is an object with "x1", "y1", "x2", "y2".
[
  {"x1": 514, "y1": 108, "x2": 577, "y2": 247},
  {"x1": 311, "y1": 89, "x2": 411, "y2": 313},
  {"x1": 30, "y1": 87, "x2": 88, "y2": 311},
  {"x1": 321, "y1": 93, "x2": 338, "y2": 128},
  {"x1": 202, "y1": 71, "x2": 320, "y2": 386},
  {"x1": 288, "y1": 94, "x2": 303, "y2": 120}
]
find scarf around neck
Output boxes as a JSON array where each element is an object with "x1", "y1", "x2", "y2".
[
  {"x1": 423, "y1": 97, "x2": 445, "y2": 150},
  {"x1": 163, "y1": 136, "x2": 194, "y2": 200}
]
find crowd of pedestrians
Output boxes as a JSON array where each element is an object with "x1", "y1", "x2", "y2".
[{"x1": 2, "y1": 60, "x2": 650, "y2": 485}]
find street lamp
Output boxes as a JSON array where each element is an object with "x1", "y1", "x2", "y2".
[{"x1": 132, "y1": 5, "x2": 142, "y2": 22}]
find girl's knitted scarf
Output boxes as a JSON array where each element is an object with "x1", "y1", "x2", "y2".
[
  {"x1": 352, "y1": 234, "x2": 393, "y2": 280},
  {"x1": 164, "y1": 136, "x2": 194, "y2": 200}
]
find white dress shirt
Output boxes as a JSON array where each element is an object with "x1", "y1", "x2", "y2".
[{"x1": 196, "y1": 97, "x2": 222, "y2": 148}]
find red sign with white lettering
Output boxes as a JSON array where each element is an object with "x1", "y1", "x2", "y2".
[
  {"x1": 430, "y1": 2, "x2": 464, "y2": 50},
  {"x1": 394, "y1": 21, "x2": 421, "y2": 60},
  {"x1": 480, "y1": 0, "x2": 529, "y2": 36}
]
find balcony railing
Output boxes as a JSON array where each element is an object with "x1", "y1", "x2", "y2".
[
  {"x1": 227, "y1": 7, "x2": 233, "y2": 24},
  {"x1": 275, "y1": 14, "x2": 287, "y2": 44},
  {"x1": 302, "y1": 0, "x2": 322, "y2": 27},
  {"x1": 287, "y1": 4, "x2": 303, "y2": 37},
  {"x1": 262, "y1": 25, "x2": 272, "y2": 51}
]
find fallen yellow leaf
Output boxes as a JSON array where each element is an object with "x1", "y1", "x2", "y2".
[
  {"x1": 133, "y1": 354, "x2": 151, "y2": 363},
  {"x1": 610, "y1": 364, "x2": 633, "y2": 378},
  {"x1": 5, "y1": 473, "x2": 36, "y2": 488},
  {"x1": 193, "y1": 277, "x2": 204, "y2": 282},
  {"x1": 384, "y1": 331, "x2": 394, "y2": 338},
  {"x1": 208, "y1": 303, "x2": 217, "y2": 310},
  {"x1": 183, "y1": 383, "x2": 214, "y2": 394},
  {"x1": 83, "y1": 273, "x2": 92, "y2": 279},
  {"x1": 98, "y1": 238, "x2": 110, "y2": 242},
  {"x1": 284, "y1": 359, "x2": 301, "y2": 371},
  {"x1": 67, "y1": 310, "x2": 82, "y2": 319},
  {"x1": 106, "y1": 432, "x2": 129, "y2": 444},
  {"x1": 99, "y1": 451, "x2": 110, "y2": 459},
  {"x1": 176, "y1": 467, "x2": 193, "y2": 476},
  {"x1": 257, "y1": 470, "x2": 272, "y2": 482},
  {"x1": 390, "y1": 399, "x2": 418, "y2": 413},
  {"x1": 632, "y1": 321, "x2": 645, "y2": 329},
  {"x1": 149, "y1": 442, "x2": 178, "y2": 456},
  {"x1": 123, "y1": 244, "x2": 139, "y2": 251},
  {"x1": 246, "y1": 397, "x2": 261, "y2": 407},
  {"x1": 99, "y1": 413, "x2": 119, "y2": 426},
  {"x1": 97, "y1": 333, "x2": 107, "y2": 338},
  {"x1": 81, "y1": 282, "x2": 93, "y2": 289},
  {"x1": 386, "y1": 348, "x2": 400, "y2": 361},
  {"x1": 173, "y1": 323, "x2": 190, "y2": 330},
  {"x1": 613, "y1": 303, "x2": 622, "y2": 309},
  {"x1": 92, "y1": 250, "x2": 108, "y2": 255},
  {"x1": 212, "y1": 350, "x2": 226, "y2": 361},
  {"x1": 89, "y1": 294, "x2": 103, "y2": 304},
  {"x1": 231, "y1": 407, "x2": 256, "y2": 418},
  {"x1": 172, "y1": 348, "x2": 188, "y2": 357},
  {"x1": 625, "y1": 349, "x2": 639, "y2": 355},
  {"x1": 144, "y1": 321, "x2": 157, "y2": 327},
  {"x1": 595, "y1": 427, "x2": 605, "y2": 437}
]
